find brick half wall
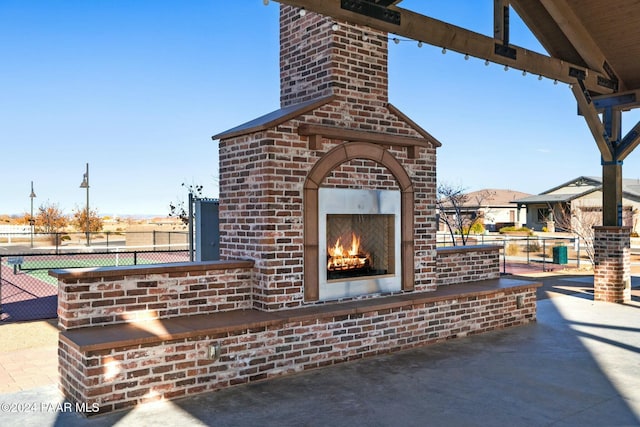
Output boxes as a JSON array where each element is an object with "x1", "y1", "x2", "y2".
[
  {"x1": 58, "y1": 279, "x2": 539, "y2": 415},
  {"x1": 436, "y1": 245, "x2": 501, "y2": 286},
  {"x1": 52, "y1": 261, "x2": 255, "y2": 330}
]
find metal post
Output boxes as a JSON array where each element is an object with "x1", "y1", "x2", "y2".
[
  {"x1": 502, "y1": 240, "x2": 506, "y2": 274},
  {"x1": 79, "y1": 163, "x2": 90, "y2": 246},
  {"x1": 543, "y1": 239, "x2": 546, "y2": 272},
  {"x1": 29, "y1": 181, "x2": 36, "y2": 248},
  {"x1": 0, "y1": 255, "x2": 3, "y2": 315},
  {"x1": 188, "y1": 192, "x2": 194, "y2": 262}
]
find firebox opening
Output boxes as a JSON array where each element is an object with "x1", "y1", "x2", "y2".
[
  {"x1": 326, "y1": 214, "x2": 395, "y2": 281},
  {"x1": 318, "y1": 188, "x2": 402, "y2": 301}
]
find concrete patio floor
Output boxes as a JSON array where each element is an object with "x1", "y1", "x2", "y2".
[{"x1": 1, "y1": 275, "x2": 639, "y2": 426}]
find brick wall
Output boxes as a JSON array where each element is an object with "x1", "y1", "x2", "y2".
[
  {"x1": 436, "y1": 245, "x2": 501, "y2": 285},
  {"x1": 216, "y1": 6, "x2": 438, "y2": 309},
  {"x1": 593, "y1": 226, "x2": 631, "y2": 303},
  {"x1": 53, "y1": 261, "x2": 254, "y2": 330},
  {"x1": 58, "y1": 282, "x2": 538, "y2": 414},
  {"x1": 219, "y1": 120, "x2": 437, "y2": 310},
  {"x1": 280, "y1": 5, "x2": 388, "y2": 108}
]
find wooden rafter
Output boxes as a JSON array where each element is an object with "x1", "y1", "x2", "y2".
[
  {"x1": 278, "y1": 0, "x2": 615, "y2": 94},
  {"x1": 538, "y1": 0, "x2": 623, "y2": 89}
]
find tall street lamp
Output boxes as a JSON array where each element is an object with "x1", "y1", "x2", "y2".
[
  {"x1": 79, "y1": 163, "x2": 90, "y2": 246},
  {"x1": 29, "y1": 181, "x2": 36, "y2": 248}
]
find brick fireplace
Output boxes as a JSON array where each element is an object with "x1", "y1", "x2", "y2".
[
  {"x1": 213, "y1": 4, "x2": 440, "y2": 309},
  {"x1": 53, "y1": 5, "x2": 541, "y2": 415}
]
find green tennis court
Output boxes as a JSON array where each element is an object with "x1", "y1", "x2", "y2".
[{"x1": 7, "y1": 255, "x2": 159, "y2": 286}]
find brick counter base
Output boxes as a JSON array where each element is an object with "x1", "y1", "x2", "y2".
[{"x1": 59, "y1": 278, "x2": 541, "y2": 415}]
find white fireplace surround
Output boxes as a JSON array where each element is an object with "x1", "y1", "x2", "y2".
[{"x1": 318, "y1": 188, "x2": 402, "y2": 301}]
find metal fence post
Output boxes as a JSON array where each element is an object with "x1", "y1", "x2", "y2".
[
  {"x1": 0, "y1": 255, "x2": 3, "y2": 315},
  {"x1": 503, "y1": 240, "x2": 506, "y2": 274}
]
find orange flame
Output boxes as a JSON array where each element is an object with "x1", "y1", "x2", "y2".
[{"x1": 327, "y1": 233, "x2": 369, "y2": 271}]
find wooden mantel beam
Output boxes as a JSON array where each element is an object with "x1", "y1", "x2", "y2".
[
  {"x1": 298, "y1": 123, "x2": 438, "y2": 159},
  {"x1": 278, "y1": 0, "x2": 615, "y2": 94}
]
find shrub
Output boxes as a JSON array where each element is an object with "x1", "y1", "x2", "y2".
[
  {"x1": 462, "y1": 222, "x2": 485, "y2": 235},
  {"x1": 525, "y1": 241, "x2": 540, "y2": 252},
  {"x1": 499, "y1": 226, "x2": 533, "y2": 236},
  {"x1": 505, "y1": 243, "x2": 519, "y2": 256}
]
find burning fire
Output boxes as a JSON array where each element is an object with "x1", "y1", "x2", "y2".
[{"x1": 327, "y1": 233, "x2": 370, "y2": 271}]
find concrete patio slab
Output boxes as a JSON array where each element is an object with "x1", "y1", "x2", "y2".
[{"x1": 1, "y1": 288, "x2": 639, "y2": 426}]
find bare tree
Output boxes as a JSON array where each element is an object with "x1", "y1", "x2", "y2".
[
  {"x1": 553, "y1": 204, "x2": 600, "y2": 266},
  {"x1": 169, "y1": 183, "x2": 204, "y2": 226},
  {"x1": 437, "y1": 184, "x2": 493, "y2": 246}
]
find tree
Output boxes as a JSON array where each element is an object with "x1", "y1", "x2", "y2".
[
  {"x1": 437, "y1": 183, "x2": 493, "y2": 246},
  {"x1": 71, "y1": 207, "x2": 104, "y2": 233},
  {"x1": 36, "y1": 202, "x2": 68, "y2": 234},
  {"x1": 553, "y1": 204, "x2": 598, "y2": 266},
  {"x1": 169, "y1": 183, "x2": 203, "y2": 226}
]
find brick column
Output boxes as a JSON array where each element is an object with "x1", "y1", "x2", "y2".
[{"x1": 593, "y1": 226, "x2": 631, "y2": 303}]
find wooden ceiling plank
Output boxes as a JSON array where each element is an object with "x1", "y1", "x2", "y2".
[
  {"x1": 278, "y1": 0, "x2": 614, "y2": 94},
  {"x1": 538, "y1": 0, "x2": 607, "y2": 72}
]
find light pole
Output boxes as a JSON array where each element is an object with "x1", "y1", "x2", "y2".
[
  {"x1": 29, "y1": 181, "x2": 36, "y2": 248},
  {"x1": 79, "y1": 163, "x2": 90, "y2": 246}
]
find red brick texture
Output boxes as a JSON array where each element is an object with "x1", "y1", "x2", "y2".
[
  {"x1": 57, "y1": 276, "x2": 538, "y2": 415},
  {"x1": 218, "y1": 8, "x2": 438, "y2": 310},
  {"x1": 593, "y1": 226, "x2": 631, "y2": 303},
  {"x1": 54, "y1": 262, "x2": 254, "y2": 330},
  {"x1": 54, "y1": 6, "x2": 540, "y2": 416},
  {"x1": 436, "y1": 246, "x2": 501, "y2": 285},
  {"x1": 279, "y1": 5, "x2": 388, "y2": 108}
]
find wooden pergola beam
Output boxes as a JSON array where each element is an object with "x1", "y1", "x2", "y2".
[
  {"x1": 616, "y1": 120, "x2": 640, "y2": 161},
  {"x1": 278, "y1": 0, "x2": 616, "y2": 94},
  {"x1": 538, "y1": 0, "x2": 618, "y2": 85},
  {"x1": 593, "y1": 90, "x2": 640, "y2": 112},
  {"x1": 570, "y1": 84, "x2": 614, "y2": 162}
]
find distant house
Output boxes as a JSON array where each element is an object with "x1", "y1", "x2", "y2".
[
  {"x1": 438, "y1": 189, "x2": 532, "y2": 232},
  {"x1": 512, "y1": 176, "x2": 640, "y2": 232}
]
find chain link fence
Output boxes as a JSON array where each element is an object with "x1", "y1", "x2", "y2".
[{"x1": 0, "y1": 231, "x2": 190, "y2": 322}]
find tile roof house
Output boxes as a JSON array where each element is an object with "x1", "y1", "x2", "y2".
[
  {"x1": 513, "y1": 176, "x2": 640, "y2": 232},
  {"x1": 438, "y1": 189, "x2": 532, "y2": 232}
]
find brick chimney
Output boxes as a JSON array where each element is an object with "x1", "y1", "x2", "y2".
[{"x1": 279, "y1": 4, "x2": 388, "y2": 108}]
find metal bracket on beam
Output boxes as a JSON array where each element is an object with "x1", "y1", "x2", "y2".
[
  {"x1": 577, "y1": 80, "x2": 592, "y2": 104},
  {"x1": 601, "y1": 159, "x2": 623, "y2": 166},
  {"x1": 593, "y1": 92, "x2": 637, "y2": 111},
  {"x1": 569, "y1": 67, "x2": 586, "y2": 81},
  {"x1": 341, "y1": 0, "x2": 401, "y2": 25},
  {"x1": 602, "y1": 61, "x2": 619, "y2": 86},
  {"x1": 494, "y1": 43, "x2": 516, "y2": 60},
  {"x1": 597, "y1": 76, "x2": 618, "y2": 91}
]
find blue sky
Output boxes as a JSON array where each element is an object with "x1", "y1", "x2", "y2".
[{"x1": 1, "y1": 1, "x2": 639, "y2": 216}]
